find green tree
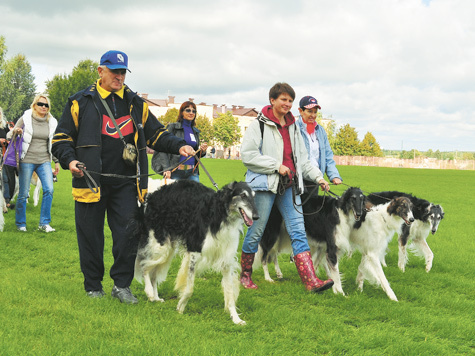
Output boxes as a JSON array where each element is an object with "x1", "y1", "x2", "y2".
[
  {"x1": 46, "y1": 59, "x2": 99, "y2": 119},
  {"x1": 0, "y1": 53, "x2": 36, "y2": 121},
  {"x1": 360, "y1": 132, "x2": 383, "y2": 157},
  {"x1": 158, "y1": 108, "x2": 179, "y2": 127},
  {"x1": 213, "y1": 111, "x2": 241, "y2": 149},
  {"x1": 195, "y1": 114, "x2": 214, "y2": 145},
  {"x1": 333, "y1": 124, "x2": 361, "y2": 156},
  {"x1": 319, "y1": 117, "x2": 337, "y2": 148}
]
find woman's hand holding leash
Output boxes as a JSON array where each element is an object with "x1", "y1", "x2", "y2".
[
  {"x1": 278, "y1": 164, "x2": 292, "y2": 178},
  {"x1": 179, "y1": 145, "x2": 195, "y2": 157},
  {"x1": 318, "y1": 179, "x2": 330, "y2": 192},
  {"x1": 332, "y1": 178, "x2": 342, "y2": 185}
]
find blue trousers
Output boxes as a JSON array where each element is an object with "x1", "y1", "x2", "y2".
[
  {"x1": 16, "y1": 162, "x2": 54, "y2": 228},
  {"x1": 241, "y1": 187, "x2": 310, "y2": 255}
]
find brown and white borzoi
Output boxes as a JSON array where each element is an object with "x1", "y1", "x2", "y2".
[
  {"x1": 132, "y1": 180, "x2": 259, "y2": 325},
  {"x1": 350, "y1": 197, "x2": 414, "y2": 301}
]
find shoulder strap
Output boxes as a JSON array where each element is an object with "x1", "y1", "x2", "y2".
[{"x1": 98, "y1": 95, "x2": 126, "y2": 144}]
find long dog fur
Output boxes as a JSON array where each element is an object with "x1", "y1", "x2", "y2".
[
  {"x1": 366, "y1": 191, "x2": 444, "y2": 272},
  {"x1": 132, "y1": 180, "x2": 259, "y2": 325},
  {"x1": 350, "y1": 197, "x2": 414, "y2": 301}
]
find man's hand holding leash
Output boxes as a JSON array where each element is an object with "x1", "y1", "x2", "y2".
[{"x1": 69, "y1": 160, "x2": 84, "y2": 178}]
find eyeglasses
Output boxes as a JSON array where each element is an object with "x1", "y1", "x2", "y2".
[
  {"x1": 184, "y1": 109, "x2": 196, "y2": 114},
  {"x1": 37, "y1": 102, "x2": 49, "y2": 108}
]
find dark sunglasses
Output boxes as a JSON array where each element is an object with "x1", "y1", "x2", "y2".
[
  {"x1": 37, "y1": 102, "x2": 49, "y2": 108},
  {"x1": 184, "y1": 109, "x2": 196, "y2": 114}
]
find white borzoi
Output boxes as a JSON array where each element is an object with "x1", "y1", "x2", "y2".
[
  {"x1": 367, "y1": 191, "x2": 444, "y2": 272},
  {"x1": 350, "y1": 197, "x2": 414, "y2": 301},
  {"x1": 132, "y1": 180, "x2": 259, "y2": 325},
  {"x1": 255, "y1": 187, "x2": 369, "y2": 295}
]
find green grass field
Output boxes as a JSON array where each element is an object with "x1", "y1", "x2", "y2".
[{"x1": 1, "y1": 159, "x2": 474, "y2": 355}]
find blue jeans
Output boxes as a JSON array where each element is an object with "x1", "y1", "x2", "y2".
[
  {"x1": 16, "y1": 162, "x2": 54, "y2": 228},
  {"x1": 171, "y1": 169, "x2": 200, "y2": 182},
  {"x1": 241, "y1": 188, "x2": 310, "y2": 255}
]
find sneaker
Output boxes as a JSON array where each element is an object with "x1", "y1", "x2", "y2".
[
  {"x1": 38, "y1": 225, "x2": 56, "y2": 233},
  {"x1": 17, "y1": 227, "x2": 27, "y2": 232},
  {"x1": 86, "y1": 290, "x2": 105, "y2": 298},
  {"x1": 111, "y1": 285, "x2": 138, "y2": 304}
]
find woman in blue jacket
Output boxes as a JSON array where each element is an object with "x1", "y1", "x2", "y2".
[{"x1": 296, "y1": 96, "x2": 342, "y2": 189}]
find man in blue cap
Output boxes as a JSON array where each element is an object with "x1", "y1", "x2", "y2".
[{"x1": 53, "y1": 50, "x2": 195, "y2": 304}]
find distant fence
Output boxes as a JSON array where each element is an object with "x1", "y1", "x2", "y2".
[{"x1": 334, "y1": 156, "x2": 475, "y2": 170}]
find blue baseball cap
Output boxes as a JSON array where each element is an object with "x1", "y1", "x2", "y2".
[
  {"x1": 299, "y1": 96, "x2": 321, "y2": 110},
  {"x1": 100, "y1": 50, "x2": 131, "y2": 72}
]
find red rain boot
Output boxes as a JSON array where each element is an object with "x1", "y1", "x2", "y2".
[
  {"x1": 294, "y1": 251, "x2": 334, "y2": 293},
  {"x1": 240, "y1": 252, "x2": 258, "y2": 289}
]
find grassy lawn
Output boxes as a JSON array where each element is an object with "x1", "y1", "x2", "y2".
[{"x1": 1, "y1": 159, "x2": 474, "y2": 355}]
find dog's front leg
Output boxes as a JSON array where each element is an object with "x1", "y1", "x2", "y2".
[
  {"x1": 222, "y1": 263, "x2": 245, "y2": 325},
  {"x1": 176, "y1": 252, "x2": 198, "y2": 314},
  {"x1": 417, "y1": 238, "x2": 434, "y2": 272}
]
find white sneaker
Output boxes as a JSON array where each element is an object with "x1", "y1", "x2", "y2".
[
  {"x1": 38, "y1": 225, "x2": 56, "y2": 233},
  {"x1": 17, "y1": 227, "x2": 27, "y2": 232}
]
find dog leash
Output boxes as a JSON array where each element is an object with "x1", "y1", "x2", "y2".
[
  {"x1": 76, "y1": 148, "x2": 217, "y2": 193},
  {"x1": 195, "y1": 155, "x2": 219, "y2": 190}
]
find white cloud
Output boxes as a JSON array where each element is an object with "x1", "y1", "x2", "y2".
[{"x1": 1, "y1": 0, "x2": 474, "y2": 151}]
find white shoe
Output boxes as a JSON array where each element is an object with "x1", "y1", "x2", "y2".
[
  {"x1": 38, "y1": 225, "x2": 56, "y2": 233},
  {"x1": 17, "y1": 227, "x2": 27, "y2": 232}
]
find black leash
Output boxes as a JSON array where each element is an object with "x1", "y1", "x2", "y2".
[{"x1": 76, "y1": 148, "x2": 219, "y2": 193}]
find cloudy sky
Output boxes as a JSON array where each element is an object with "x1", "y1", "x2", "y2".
[{"x1": 2, "y1": 0, "x2": 474, "y2": 151}]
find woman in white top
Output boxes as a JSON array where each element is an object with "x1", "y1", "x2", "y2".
[{"x1": 10, "y1": 94, "x2": 59, "y2": 233}]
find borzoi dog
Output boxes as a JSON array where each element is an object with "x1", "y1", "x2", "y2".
[
  {"x1": 351, "y1": 197, "x2": 414, "y2": 301},
  {"x1": 255, "y1": 187, "x2": 368, "y2": 295},
  {"x1": 367, "y1": 191, "x2": 444, "y2": 272},
  {"x1": 132, "y1": 180, "x2": 259, "y2": 325}
]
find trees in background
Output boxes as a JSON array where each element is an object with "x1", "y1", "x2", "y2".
[
  {"x1": 211, "y1": 111, "x2": 241, "y2": 151},
  {"x1": 0, "y1": 36, "x2": 36, "y2": 121},
  {"x1": 46, "y1": 59, "x2": 99, "y2": 119}
]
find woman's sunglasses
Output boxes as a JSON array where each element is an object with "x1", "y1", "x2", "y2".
[
  {"x1": 37, "y1": 102, "x2": 49, "y2": 108},
  {"x1": 184, "y1": 109, "x2": 196, "y2": 114}
]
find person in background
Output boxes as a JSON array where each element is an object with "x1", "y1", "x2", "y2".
[
  {"x1": 151, "y1": 101, "x2": 207, "y2": 182},
  {"x1": 10, "y1": 94, "x2": 59, "y2": 232},
  {"x1": 240, "y1": 82, "x2": 333, "y2": 293},
  {"x1": 52, "y1": 50, "x2": 195, "y2": 304},
  {"x1": 0, "y1": 107, "x2": 16, "y2": 210},
  {"x1": 296, "y1": 96, "x2": 342, "y2": 191}
]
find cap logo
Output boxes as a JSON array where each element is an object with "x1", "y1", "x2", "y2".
[{"x1": 117, "y1": 54, "x2": 125, "y2": 63}]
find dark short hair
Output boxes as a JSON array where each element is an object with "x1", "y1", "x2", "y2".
[
  {"x1": 177, "y1": 101, "x2": 197, "y2": 126},
  {"x1": 269, "y1": 82, "x2": 295, "y2": 102}
]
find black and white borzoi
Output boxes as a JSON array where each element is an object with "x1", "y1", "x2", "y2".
[
  {"x1": 132, "y1": 180, "x2": 259, "y2": 325},
  {"x1": 366, "y1": 191, "x2": 444, "y2": 272},
  {"x1": 350, "y1": 196, "x2": 414, "y2": 301},
  {"x1": 255, "y1": 187, "x2": 369, "y2": 295}
]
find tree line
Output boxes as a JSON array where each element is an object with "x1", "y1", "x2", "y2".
[{"x1": 1, "y1": 35, "x2": 472, "y2": 159}]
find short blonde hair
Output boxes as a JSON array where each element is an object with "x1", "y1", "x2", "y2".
[{"x1": 31, "y1": 94, "x2": 52, "y2": 120}]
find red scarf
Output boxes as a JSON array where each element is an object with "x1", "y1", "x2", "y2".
[{"x1": 305, "y1": 120, "x2": 317, "y2": 135}]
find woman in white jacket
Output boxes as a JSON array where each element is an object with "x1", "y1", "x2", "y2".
[
  {"x1": 240, "y1": 83, "x2": 333, "y2": 293},
  {"x1": 10, "y1": 94, "x2": 59, "y2": 232}
]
